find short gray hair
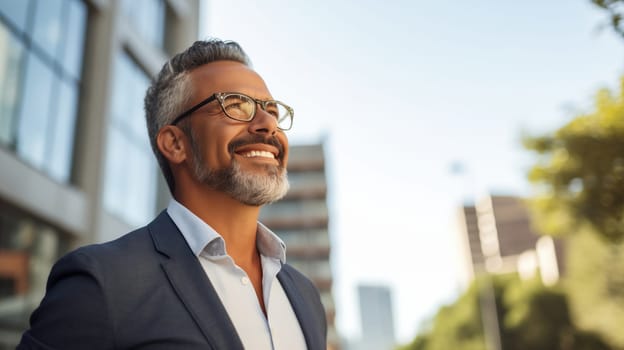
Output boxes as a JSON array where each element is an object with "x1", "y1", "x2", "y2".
[{"x1": 144, "y1": 39, "x2": 251, "y2": 192}]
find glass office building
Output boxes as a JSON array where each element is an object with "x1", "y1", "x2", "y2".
[{"x1": 0, "y1": 0, "x2": 199, "y2": 347}]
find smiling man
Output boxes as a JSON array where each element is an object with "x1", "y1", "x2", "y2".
[{"x1": 18, "y1": 39, "x2": 327, "y2": 350}]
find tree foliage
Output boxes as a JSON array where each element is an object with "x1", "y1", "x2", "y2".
[
  {"x1": 524, "y1": 77, "x2": 624, "y2": 243},
  {"x1": 396, "y1": 276, "x2": 489, "y2": 350},
  {"x1": 396, "y1": 275, "x2": 611, "y2": 350},
  {"x1": 565, "y1": 229, "x2": 624, "y2": 348},
  {"x1": 592, "y1": 0, "x2": 624, "y2": 39},
  {"x1": 522, "y1": 75, "x2": 624, "y2": 349}
]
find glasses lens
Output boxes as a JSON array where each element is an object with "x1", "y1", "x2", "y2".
[
  {"x1": 265, "y1": 101, "x2": 293, "y2": 130},
  {"x1": 222, "y1": 94, "x2": 255, "y2": 121}
]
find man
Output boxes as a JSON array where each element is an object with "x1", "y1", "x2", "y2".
[{"x1": 18, "y1": 39, "x2": 327, "y2": 350}]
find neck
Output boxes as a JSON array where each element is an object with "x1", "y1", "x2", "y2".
[
  {"x1": 173, "y1": 173, "x2": 269, "y2": 314},
  {"x1": 175, "y1": 185, "x2": 261, "y2": 265}
]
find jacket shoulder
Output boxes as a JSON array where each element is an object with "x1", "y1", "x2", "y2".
[
  {"x1": 67, "y1": 210, "x2": 174, "y2": 267},
  {"x1": 72, "y1": 224, "x2": 153, "y2": 261}
]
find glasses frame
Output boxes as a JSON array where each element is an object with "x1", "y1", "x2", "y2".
[{"x1": 170, "y1": 92, "x2": 294, "y2": 130}]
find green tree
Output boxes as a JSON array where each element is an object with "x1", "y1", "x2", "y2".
[
  {"x1": 504, "y1": 277, "x2": 611, "y2": 350},
  {"x1": 524, "y1": 77, "x2": 624, "y2": 243},
  {"x1": 565, "y1": 228, "x2": 624, "y2": 348},
  {"x1": 396, "y1": 276, "x2": 490, "y2": 350},
  {"x1": 592, "y1": 0, "x2": 624, "y2": 39},
  {"x1": 397, "y1": 275, "x2": 610, "y2": 350},
  {"x1": 523, "y1": 76, "x2": 624, "y2": 349}
]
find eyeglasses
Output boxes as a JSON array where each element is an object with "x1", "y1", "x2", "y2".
[{"x1": 170, "y1": 92, "x2": 294, "y2": 131}]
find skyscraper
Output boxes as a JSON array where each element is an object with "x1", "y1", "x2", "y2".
[
  {"x1": 357, "y1": 284, "x2": 396, "y2": 350},
  {"x1": 260, "y1": 143, "x2": 340, "y2": 350},
  {"x1": 456, "y1": 194, "x2": 564, "y2": 286}
]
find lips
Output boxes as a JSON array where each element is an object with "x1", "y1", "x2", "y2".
[
  {"x1": 229, "y1": 135, "x2": 285, "y2": 162},
  {"x1": 240, "y1": 150, "x2": 276, "y2": 159},
  {"x1": 234, "y1": 143, "x2": 280, "y2": 160}
]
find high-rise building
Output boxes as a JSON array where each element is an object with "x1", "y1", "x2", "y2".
[
  {"x1": 457, "y1": 195, "x2": 564, "y2": 287},
  {"x1": 259, "y1": 143, "x2": 340, "y2": 350},
  {"x1": 357, "y1": 284, "x2": 396, "y2": 350},
  {"x1": 457, "y1": 205, "x2": 485, "y2": 285},
  {"x1": 0, "y1": 1, "x2": 199, "y2": 347}
]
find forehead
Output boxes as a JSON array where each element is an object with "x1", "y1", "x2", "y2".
[{"x1": 188, "y1": 60, "x2": 271, "y2": 99}]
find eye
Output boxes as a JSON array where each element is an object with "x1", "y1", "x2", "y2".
[
  {"x1": 222, "y1": 95, "x2": 254, "y2": 119},
  {"x1": 264, "y1": 102, "x2": 280, "y2": 118},
  {"x1": 222, "y1": 95, "x2": 246, "y2": 108}
]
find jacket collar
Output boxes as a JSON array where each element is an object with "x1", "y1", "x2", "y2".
[
  {"x1": 147, "y1": 210, "x2": 325, "y2": 350},
  {"x1": 278, "y1": 266, "x2": 326, "y2": 350},
  {"x1": 148, "y1": 211, "x2": 244, "y2": 350}
]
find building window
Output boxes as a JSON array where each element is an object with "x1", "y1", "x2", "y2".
[
  {"x1": 0, "y1": 203, "x2": 69, "y2": 347},
  {"x1": 120, "y1": 0, "x2": 166, "y2": 48},
  {"x1": 288, "y1": 259, "x2": 333, "y2": 280},
  {"x1": 0, "y1": 1, "x2": 31, "y2": 32},
  {"x1": 0, "y1": 0, "x2": 87, "y2": 183},
  {"x1": 103, "y1": 52, "x2": 157, "y2": 227},
  {"x1": 275, "y1": 229, "x2": 330, "y2": 248},
  {"x1": 261, "y1": 199, "x2": 329, "y2": 222},
  {"x1": 0, "y1": 25, "x2": 24, "y2": 145}
]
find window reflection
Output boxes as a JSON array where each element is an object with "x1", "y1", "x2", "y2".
[
  {"x1": 0, "y1": 24, "x2": 23, "y2": 146},
  {"x1": 0, "y1": 0, "x2": 31, "y2": 32},
  {"x1": 62, "y1": 0, "x2": 87, "y2": 79},
  {"x1": 103, "y1": 128, "x2": 128, "y2": 216},
  {"x1": 47, "y1": 79, "x2": 78, "y2": 182},
  {"x1": 111, "y1": 53, "x2": 151, "y2": 141},
  {"x1": 126, "y1": 144, "x2": 156, "y2": 223},
  {"x1": 110, "y1": 53, "x2": 135, "y2": 124},
  {"x1": 16, "y1": 53, "x2": 55, "y2": 168},
  {"x1": 103, "y1": 52, "x2": 157, "y2": 227},
  {"x1": 0, "y1": 0, "x2": 87, "y2": 183},
  {"x1": 31, "y1": 0, "x2": 64, "y2": 61},
  {"x1": 0, "y1": 204, "x2": 68, "y2": 347},
  {"x1": 121, "y1": 0, "x2": 166, "y2": 48}
]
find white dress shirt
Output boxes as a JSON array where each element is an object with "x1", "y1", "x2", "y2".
[{"x1": 167, "y1": 199, "x2": 307, "y2": 350}]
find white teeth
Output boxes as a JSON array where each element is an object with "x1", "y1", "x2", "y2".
[{"x1": 242, "y1": 150, "x2": 275, "y2": 159}]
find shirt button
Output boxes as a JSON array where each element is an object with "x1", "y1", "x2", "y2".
[{"x1": 241, "y1": 277, "x2": 250, "y2": 285}]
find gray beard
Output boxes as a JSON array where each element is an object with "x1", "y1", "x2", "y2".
[{"x1": 188, "y1": 132, "x2": 289, "y2": 206}]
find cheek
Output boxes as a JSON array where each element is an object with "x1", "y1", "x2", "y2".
[
  {"x1": 211, "y1": 136, "x2": 235, "y2": 165},
  {"x1": 279, "y1": 134, "x2": 289, "y2": 165},
  {"x1": 198, "y1": 125, "x2": 236, "y2": 167}
]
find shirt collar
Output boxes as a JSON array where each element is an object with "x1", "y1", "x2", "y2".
[
  {"x1": 166, "y1": 199, "x2": 286, "y2": 263},
  {"x1": 257, "y1": 221, "x2": 287, "y2": 263}
]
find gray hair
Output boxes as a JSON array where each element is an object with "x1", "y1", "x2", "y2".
[{"x1": 144, "y1": 39, "x2": 252, "y2": 193}]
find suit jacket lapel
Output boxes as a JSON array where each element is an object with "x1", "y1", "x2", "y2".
[
  {"x1": 278, "y1": 267, "x2": 325, "y2": 350},
  {"x1": 147, "y1": 211, "x2": 244, "y2": 350}
]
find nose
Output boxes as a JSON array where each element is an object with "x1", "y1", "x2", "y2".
[{"x1": 248, "y1": 107, "x2": 278, "y2": 136}]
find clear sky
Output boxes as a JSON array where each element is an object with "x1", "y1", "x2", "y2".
[{"x1": 202, "y1": 0, "x2": 624, "y2": 344}]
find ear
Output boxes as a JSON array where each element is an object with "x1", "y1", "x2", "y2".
[{"x1": 157, "y1": 125, "x2": 187, "y2": 165}]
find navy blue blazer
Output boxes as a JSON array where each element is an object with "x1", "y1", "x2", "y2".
[{"x1": 18, "y1": 211, "x2": 327, "y2": 349}]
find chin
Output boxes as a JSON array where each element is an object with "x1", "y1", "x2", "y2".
[{"x1": 195, "y1": 158, "x2": 290, "y2": 206}]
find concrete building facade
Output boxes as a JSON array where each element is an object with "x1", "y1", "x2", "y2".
[
  {"x1": 0, "y1": 0, "x2": 199, "y2": 347},
  {"x1": 457, "y1": 205, "x2": 485, "y2": 285},
  {"x1": 260, "y1": 143, "x2": 339, "y2": 350},
  {"x1": 457, "y1": 195, "x2": 564, "y2": 287}
]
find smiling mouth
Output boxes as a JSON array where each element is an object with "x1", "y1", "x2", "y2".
[
  {"x1": 230, "y1": 136, "x2": 284, "y2": 164},
  {"x1": 239, "y1": 150, "x2": 276, "y2": 159}
]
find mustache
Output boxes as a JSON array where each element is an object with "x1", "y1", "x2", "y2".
[{"x1": 228, "y1": 134, "x2": 285, "y2": 160}]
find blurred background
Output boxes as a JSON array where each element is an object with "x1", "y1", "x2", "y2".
[{"x1": 1, "y1": 0, "x2": 623, "y2": 349}]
